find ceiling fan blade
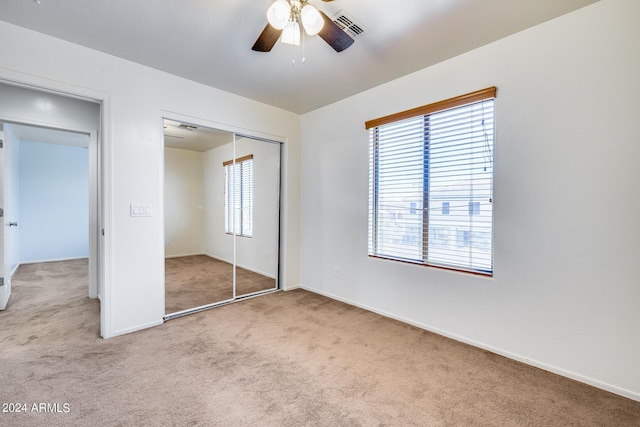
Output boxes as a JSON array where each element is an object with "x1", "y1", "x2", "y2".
[
  {"x1": 252, "y1": 24, "x2": 282, "y2": 52},
  {"x1": 318, "y1": 11, "x2": 354, "y2": 52}
]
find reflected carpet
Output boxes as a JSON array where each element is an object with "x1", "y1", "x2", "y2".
[{"x1": 165, "y1": 255, "x2": 276, "y2": 314}]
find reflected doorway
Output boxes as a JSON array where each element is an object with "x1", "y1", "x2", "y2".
[{"x1": 163, "y1": 119, "x2": 281, "y2": 318}]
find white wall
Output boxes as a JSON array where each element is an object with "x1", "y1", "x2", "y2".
[
  {"x1": 164, "y1": 147, "x2": 205, "y2": 257},
  {"x1": 300, "y1": 0, "x2": 640, "y2": 401},
  {"x1": 0, "y1": 18, "x2": 301, "y2": 337},
  {"x1": 204, "y1": 138, "x2": 280, "y2": 278},
  {"x1": 18, "y1": 140, "x2": 89, "y2": 263}
]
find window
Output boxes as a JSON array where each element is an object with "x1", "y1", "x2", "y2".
[
  {"x1": 469, "y1": 201, "x2": 480, "y2": 216},
  {"x1": 410, "y1": 202, "x2": 417, "y2": 215},
  {"x1": 366, "y1": 87, "x2": 495, "y2": 275},
  {"x1": 224, "y1": 154, "x2": 253, "y2": 237}
]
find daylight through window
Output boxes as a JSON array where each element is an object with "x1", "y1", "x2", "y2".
[
  {"x1": 366, "y1": 87, "x2": 496, "y2": 275},
  {"x1": 224, "y1": 154, "x2": 253, "y2": 237}
]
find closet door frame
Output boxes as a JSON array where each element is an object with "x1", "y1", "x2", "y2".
[{"x1": 162, "y1": 113, "x2": 284, "y2": 321}]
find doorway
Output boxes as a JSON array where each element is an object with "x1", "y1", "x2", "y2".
[
  {"x1": 163, "y1": 118, "x2": 282, "y2": 319},
  {"x1": 0, "y1": 82, "x2": 102, "y2": 333}
]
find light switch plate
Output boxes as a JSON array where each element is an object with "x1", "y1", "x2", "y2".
[{"x1": 130, "y1": 204, "x2": 152, "y2": 217}]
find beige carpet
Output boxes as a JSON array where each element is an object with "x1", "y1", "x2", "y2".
[
  {"x1": 1, "y1": 260, "x2": 639, "y2": 426},
  {"x1": 165, "y1": 255, "x2": 277, "y2": 314}
]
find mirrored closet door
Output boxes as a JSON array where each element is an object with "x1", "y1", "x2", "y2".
[{"x1": 163, "y1": 119, "x2": 281, "y2": 318}]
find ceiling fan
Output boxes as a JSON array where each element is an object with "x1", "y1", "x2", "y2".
[{"x1": 252, "y1": 0, "x2": 354, "y2": 53}]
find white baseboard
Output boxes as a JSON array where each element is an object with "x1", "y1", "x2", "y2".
[
  {"x1": 19, "y1": 256, "x2": 89, "y2": 265},
  {"x1": 106, "y1": 319, "x2": 164, "y2": 339},
  {"x1": 10, "y1": 262, "x2": 20, "y2": 278},
  {"x1": 164, "y1": 252, "x2": 205, "y2": 259},
  {"x1": 298, "y1": 285, "x2": 640, "y2": 403},
  {"x1": 165, "y1": 253, "x2": 276, "y2": 279},
  {"x1": 204, "y1": 253, "x2": 276, "y2": 279}
]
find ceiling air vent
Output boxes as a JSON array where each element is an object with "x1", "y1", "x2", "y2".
[
  {"x1": 177, "y1": 123, "x2": 198, "y2": 131},
  {"x1": 331, "y1": 10, "x2": 369, "y2": 38}
]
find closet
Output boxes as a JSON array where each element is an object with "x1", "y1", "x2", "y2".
[{"x1": 163, "y1": 119, "x2": 281, "y2": 318}]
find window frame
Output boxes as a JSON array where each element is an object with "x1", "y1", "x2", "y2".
[{"x1": 366, "y1": 87, "x2": 496, "y2": 276}]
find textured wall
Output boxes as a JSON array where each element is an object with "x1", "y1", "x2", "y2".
[
  {"x1": 164, "y1": 147, "x2": 205, "y2": 258},
  {"x1": 300, "y1": 0, "x2": 640, "y2": 400}
]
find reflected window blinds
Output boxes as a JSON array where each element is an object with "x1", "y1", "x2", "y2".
[{"x1": 224, "y1": 154, "x2": 254, "y2": 237}]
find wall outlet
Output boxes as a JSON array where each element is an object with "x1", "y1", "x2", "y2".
[
  {"x1": 333, "y1": 266, "x2": 339, "y2": 277},
  {"x1": 166, "y1": 239, "x2": 171, "y2": 246}
]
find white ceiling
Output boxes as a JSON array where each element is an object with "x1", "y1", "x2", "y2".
[
  {"x1": 7, "y1": 123, "x2": 89, "y2": 148},
  {"x1": 164, "y1": 119, "x2": 233, "y2": 152},
  {"x1": 0, "y1": 0, "x2": 599, "y2": 114}
]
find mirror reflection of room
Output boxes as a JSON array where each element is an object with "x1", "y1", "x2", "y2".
[{"x1": 163, "y1": 119, "x2": 280, "y2": 315}]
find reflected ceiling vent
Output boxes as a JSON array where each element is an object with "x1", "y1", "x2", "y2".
[
  {"x1": 331, "y1": 10, "x2": 369, "y2": 38},
  {"x1": 177, "y1": 123, "x2": 198, "y2": 131}
]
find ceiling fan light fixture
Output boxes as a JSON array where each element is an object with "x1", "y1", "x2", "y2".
[
  {"x1": 252, "y1": 0, "x2": 354, "y2": 54},
  {"x1": 267, "y1": 0, "x2": 290, "y2": 30},
  {"x1": 281, "y1": 20, "x2": 301, "y2": 45},
  {"x1": 300, "y1": 4, "x2": 324, "y2": 36}
]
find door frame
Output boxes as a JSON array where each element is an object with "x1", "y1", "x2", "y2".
[
  {"x1": 0, "y1": 72, "x2": 111, "y2": 338},
  {"x1": 0, "y1": 123, "x2": 13, "y2": 310}
]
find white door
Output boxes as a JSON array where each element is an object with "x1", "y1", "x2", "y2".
[{"x1": 0, "y1": 126, "x2": 11, "y2": 310}]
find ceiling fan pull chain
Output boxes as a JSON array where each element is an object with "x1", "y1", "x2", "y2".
[{"x1": 301, "y1": 28, "x2": 306, "y2": 63}]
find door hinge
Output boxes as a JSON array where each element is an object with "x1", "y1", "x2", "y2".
[
  {"x1": 0, "y1": 139, "x2": 4, "y2": 148},
  {"x1": 0, "y1": 208, "x2": 3, "y2": 217},
  {"x1": 0, "y1": 277, "x2": 4, "y2": 286}
]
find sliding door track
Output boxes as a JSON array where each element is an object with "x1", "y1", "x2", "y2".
[{"x1": 163, "y1": 288, "x2": 281, "y2": 321}]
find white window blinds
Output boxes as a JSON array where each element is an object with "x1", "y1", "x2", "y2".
[
  {"x1": 224, "y1": 155, "x2": 253, "y2": 237},
  {"x1": 367, "y1": 88, "x2": 495, "y2": 275}
]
